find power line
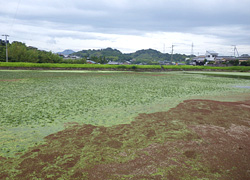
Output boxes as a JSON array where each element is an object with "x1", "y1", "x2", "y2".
[{"x1": 9, "y1": 0, "x2": 22, "y2": 35}]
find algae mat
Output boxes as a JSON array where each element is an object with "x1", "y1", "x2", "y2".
[
  {"x1": 1, "y1": 98, "x2": 250, "y2": 179},
  {"x1": 1, "y1": 70, "x2": 250, "y2": 179}
]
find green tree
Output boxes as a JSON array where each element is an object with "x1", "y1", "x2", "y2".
[
  {"x1": 240, "y1": 60, "x2": 250, "y2": 66},
  {"x1": 8, "y1": 42, "x2": 28, "y2": 62},
  {"x1": 0, "y1": 43, "x2": 5, "y2": 62},
  {"x1": 229, "y1": 60, "x2": 239, "y2": 66},
  {"x1": 7, "y1": 41, "x2": 62, "y2": 63}
]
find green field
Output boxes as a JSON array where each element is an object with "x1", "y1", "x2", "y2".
[
  {"x1": 1, "y1": 62, "x2": 250, "y2": 71},
  {"x1": 1, "y1": 70, "x2": 250, "y2": 179}
]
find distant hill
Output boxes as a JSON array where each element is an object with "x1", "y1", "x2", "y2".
[
  {"x1": 57, "y1": 49, "x2": 75, "y2": 55},
  {"x1": 72, "y1": 48, "x2": 123, "y2": 61},
  {"x1": 72, "y1": 48, "x2": 190, "y2": 63},
  {"x1": 130, "y1": 49, "x2": 167, "y2": 61}
]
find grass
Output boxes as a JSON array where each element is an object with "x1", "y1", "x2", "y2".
[
  {"x1": 163, "y1": 65, "x2": 250, "y2": 71},
  {"x1": 1, "y1": 62, "x2": 250, "y2": 71},
  {"x1": 0, "y1": 62, "x2": 160, "y2": 69}
]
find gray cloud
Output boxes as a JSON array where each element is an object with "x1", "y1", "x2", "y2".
[
  {"x1": 4, "y1": 0, "x2": 249, "y2": 32},
  {"x1": 0, "y1": 0, "x2": 249, "y2": 54}
]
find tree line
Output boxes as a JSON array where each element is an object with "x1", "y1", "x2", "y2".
[
  {"x1": 4, "y1": 41, "x2": 249, "y2": 66},
  {"x1": 72, "y1": 48, "x2": 190, "y2": 64},
  {"x1": 0, "y1": 41, "x2": 64, "y2": 63},
  {"x1": 0, "y1": 42, "x2": 190, "y2": 64}
]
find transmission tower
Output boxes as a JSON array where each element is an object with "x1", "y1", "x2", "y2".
[{"x1": 232, "y1": 45, "x2": 239, "y2": 57}]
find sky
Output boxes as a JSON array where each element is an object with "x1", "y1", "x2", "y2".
[{"x1": 0, "y1": 0, "x2": 250, "y2": 56}]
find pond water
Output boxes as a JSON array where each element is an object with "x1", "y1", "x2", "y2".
[{"x1": 235, "y1": 86, "x2": 250, "y2": 89}]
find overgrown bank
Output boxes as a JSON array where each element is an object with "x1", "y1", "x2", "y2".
[{"x1": 1, "y1": 62, "x2": 250, "y2": 72}]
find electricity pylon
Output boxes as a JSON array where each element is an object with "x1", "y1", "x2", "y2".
[{"x1": 232, "y1": 45, "x2": 239, "y2": 57}]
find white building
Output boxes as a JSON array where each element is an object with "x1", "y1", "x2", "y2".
[
  {"x1": 107, "y1": 61, "x2": 120, "y2": 65},
  {"x1": 205, "y1": 51, "x2": 218, "y2": 62}
]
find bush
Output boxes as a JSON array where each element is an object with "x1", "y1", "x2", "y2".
[
  {"x1": 132, "y1": 66, "x2": 137, "y2": 70},
  {"x1": 240, "y1": 60, "x2": 250, "y2": 66},
  {"x1": 229, "y1": 60, "x2": 239, "y2": 66}
]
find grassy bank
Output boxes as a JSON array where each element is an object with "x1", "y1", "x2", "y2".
[
  {"x1": 0, "y1": 62, "x2": 160, "y2": 70},
  {"x1": 162, "y1": 65, "x2": 250, "y2": 71},
  {"x1": 1, "y1": 62, "x2": 250, "y2": 71}
]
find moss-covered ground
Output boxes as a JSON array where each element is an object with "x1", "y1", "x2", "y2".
[{"x1": 0, "y1": 70, "x2": 250, "y2": 179}]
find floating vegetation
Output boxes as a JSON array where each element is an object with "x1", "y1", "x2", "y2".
[{"x1": 0, "y1": 70, "x2": 250, "y2": 157}]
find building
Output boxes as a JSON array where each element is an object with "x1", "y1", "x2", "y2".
[
  {"x1": 192, "y1": 51, "x2": 234, "y2": 65},
  {"x1": 193, "y1": 51, "x2": 219, "y2": 62},
  {"x1": 241, "y1": 54, "x2": 250, "y2": 58},
  {"x1": 191, "y1": 49, "x2": 250, "y2": 66},
  {"x1": 107, "y1": 61, "x2": 120, "y2": 65},
  {"x1": 123, "y1": 61, "x2": 131, "y2": 65},
  {"x1": 86, "y1": 60, "x2": 96, "y2": 64},
  {"x1": 159, "y1": 60, "x2": 174, "y2": 65},
  {"x1": 205, "y1": 51, "x2": 218, "y2": 61},
  {"x1": 192, "y1": 55, "x2": 206, "y2": 62},
  {"x1": 61, "y1": 55, "x2": 81, "y2": 59}
]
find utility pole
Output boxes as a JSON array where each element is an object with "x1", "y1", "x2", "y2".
[
  {"x1": 2, "y1": 35, "x2": 9, "y2": 62},
  {"x1": 170, "y1": 44, "x2": 174, "y2": 63},
  {"x1": 191, "y1": 42, "x2": 194, "y2": 56}
]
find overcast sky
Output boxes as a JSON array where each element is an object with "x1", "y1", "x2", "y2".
[{"x1": 1, "y1": 0, "x2": 250, "y2": 55}]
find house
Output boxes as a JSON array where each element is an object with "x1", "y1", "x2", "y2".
[
  {"x1": 123, "y1": 61, "x2": 131, "y2": 65},
  {"x1": 61, "y1": 55, "x2": 81, "y2": 59},
  {"x1": 215, "y1": 56, "x2": 235, "y2": 63},
  {"x1": 190, "y1": 50, "x2": 250, "y2": 66},
  {"x1": 192, "y1": 55, "x2": 206, "y2": 62},
  {"x1": 159, "y1": 60, "x2": 173, "y2": 65},
  {"x1": 69, "y1": 55, "x2": 81, "y2": 59},
  {"x1": 238, "y1": 54, "x2": 250, "y2": 61},
  {"x1": 241, "y1": 54, "x2": 250, "y2": 58},
  {"x1": 107, "y1": 61, "x2": 120, "y2": 65},
  {"x1": 86, "y1": 60, "x2": 96, "y2": 64},
  {"x1": 205, "y1": 51, "x2": 218, "y2": 62},
  {"x1": 192, "y1": 51, "x2": 220, "y2": 65}
]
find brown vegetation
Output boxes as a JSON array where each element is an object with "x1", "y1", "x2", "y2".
[{"x1": 1, "y1": 99, "x2": 250, "y2": 179}]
